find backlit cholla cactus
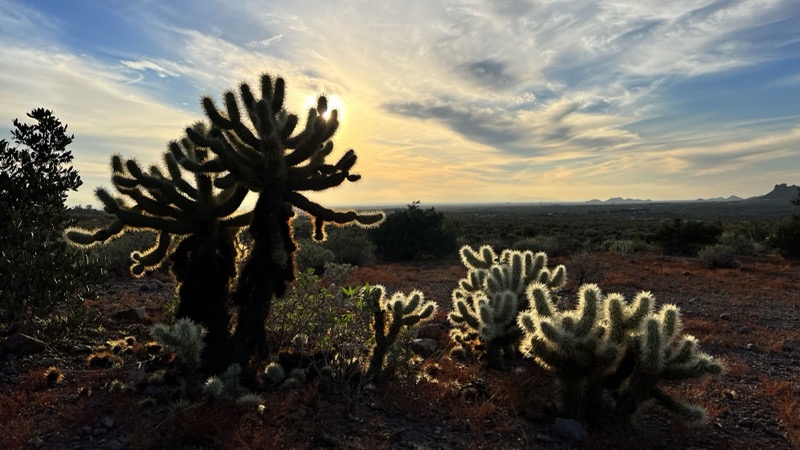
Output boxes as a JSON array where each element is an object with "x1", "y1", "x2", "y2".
[
  {"x1": 177, "y1": 74, "x2": 384, "y2": 368},
  {"x1": 449, "y1": 245, "x2": 566, "y2": 368},
  {"x1": 67, "y1": 132, "x2": 251, "y2": 372},
  {"x1": 365, "y1": 285, "x2": 437, "y2": 379},
  {"x1": 518, "y1": 283, "x2": 723, "y2": 425}
]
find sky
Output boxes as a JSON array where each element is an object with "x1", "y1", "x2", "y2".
[{"x1": 1, "y1": 0, "x2": 798, "y2": 207}]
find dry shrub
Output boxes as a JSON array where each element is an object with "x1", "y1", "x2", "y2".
[{"x1": 762, "y1": 377, "x2": 800, "y2": 447}]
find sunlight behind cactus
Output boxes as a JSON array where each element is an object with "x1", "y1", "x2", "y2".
[{"x1": 177, "y1": 74, "x2": 384, "y2": 371}]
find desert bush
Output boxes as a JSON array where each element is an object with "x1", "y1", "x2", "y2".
[
  {"x1": 518, "y1": 283, "x2": 723, "y2": 425},
  {"x1": 512, "y1": 235, "x2": 578, "y2": 256},
  {"x1": 295, "y1": 239, "x2": 336, "y2": 274},
  {"x1": 697, "y1": 244, "x2": 737, "y2": 268},
  {"x1": 717, "y1": 232, "x2": 755, "y2": 256},
  {"x1": 0, "y1": 109, "x2": 104, "y2": 321},
  {"x1": 771, "y1": 216, "x2": 800, "y2": 258},
  {"x1": 322, "y1": 226, "x2": 377, "y2": 266},
  {"x1": 372, "y1": 201, "x2": 457, "y2": 260},
  {"x1": 651, "y1": 218, "x2": 722, "y2": 256},
  {"x1": 602, "y1": 239, "x2": 647, "y2": 256}
]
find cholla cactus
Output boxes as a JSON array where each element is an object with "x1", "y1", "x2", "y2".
[
  {"x1": 518, "y1": 284, "x2": 723, "y2": 425},
  {"x1": 365, "y1": 285, "x2": 437, "y2": 379},
  {"x1": 449, "y1": 245, "x2": 566, "y2": 368},
  {"x1": 150, "y1": 318, "x2": 206, "y2": 368},
  {"x1": 204, "y1": 363, "x2": 262, "y2": 407},
  {"x1": 67, "y1": 128, "x2": 251, "y2": 373},
  {"x1": 179, "y1": 74, "x2": 384, "y2": 368},
  {"x1": 616, "y1": 305, "x2": 724, "y2": 424}
]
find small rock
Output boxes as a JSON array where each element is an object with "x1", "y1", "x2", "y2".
[
  {"x1": 30, "y1": 437, "x2": 44, "y2": 448},
  {"x1": 723, "y1": 390, "x2": 737, "y2": 400},
  {"x1": 682, "y1": 271, "x2": 691, "y2": 276},
  {"x1": 409, "y1": 338, "x2": 439, "y2": 358},
  {"x1": 81, "y1": 426, "x2": 92, "y2": 435},
  {"x1": 107, "y1": 440, "x2": 125, "y2": 450},
  {"x1": 3, "y1": 333, "x2": 46, "y2": 354},
  {"x1": 782, "y1": 341, "x2": 796, "y2": 352},
  {"x1": 112, "y1": 307, "x2": 148, "y2": 323},
  {"x1": 93, "y1": 427, "x2": 106, "y2": 436},
  {"x1": 719, "y1": 313, "x2": 732, "y2": 321},
  {"x1": 315, "y1": 432, "x2": 339, "y2": 447},
  {"x1": 552, "y1": 418, "x2": 585, "y2": 442},
  {"x1": 101, "y1": 415, "x2": 114, "y2": 428},
  {"x1": 416, "y1": 324, "x2": 442, "y2": 340},
  {"x1": 139, "y1": 280, "x2": 165, "y2": 292},
  {"x1": 433, "y1": 426, "x2": 442, "y2": 436}
]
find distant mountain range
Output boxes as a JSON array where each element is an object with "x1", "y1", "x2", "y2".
[{"x1": 585, "y1": 183, "x2": 799, "y2": 205}]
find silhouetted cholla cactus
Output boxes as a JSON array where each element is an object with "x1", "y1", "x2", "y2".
[
  {"x1": 449, "y1": 245, "x2": 566, "y2": 368},
  {"x1": 366, "y1": 285, "x2": 437, "y2": 379},
  {"x1": 66, "y1": 128, "x2": 250, "y2": 373},
  {"x1": 178, "y1": 74, "x2": 383, "y2": 369},
  {"x1": 66, "y1": 130, "x2": 250, "y2": 275},
  {"x1": 518, "y1": 283, "x2": 723, "y2": 425}
]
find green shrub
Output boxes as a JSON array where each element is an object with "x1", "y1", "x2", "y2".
[
  {"x1": 717, "y1": 232, "x2": 755, "y2": 256},
  {"x1": 322, "y1": 226, "x2": 376, "y2": 266},
  {"x1": 602, "y1": 239, "x2": 647, "y2": 256},
  {"x1": 651, "y1": 218, "x2": 722, "y2": 256},
  {"x1": 372, "y1": 201, "x2": 457, "y2": 260},
  {"x1": 295, "y1": 239, "x2": 335, "y2": 274},
  {"x1": 771, "y1": 216, "x2": 800, "y2": 258},
  {"x1": 0, "y1": 109, "x2": 104, "y2": 321},
  {"x1": 512, "y1": 235, "x2": 579, "y2": 256},
  {"x1": 697, "y1": 244, "x2": 737, "y2": 268}
]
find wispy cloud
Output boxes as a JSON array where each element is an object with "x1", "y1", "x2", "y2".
[{"x1": 0, "y1": 0, "x2": 798, "y2": 205}]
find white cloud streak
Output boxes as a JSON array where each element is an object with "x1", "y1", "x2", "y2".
[{"x1": 0, "y1": 0, "x2": 798, "y2": 205}]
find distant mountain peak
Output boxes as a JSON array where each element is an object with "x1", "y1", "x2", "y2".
[{"x1": 748, "y1": 183, "x2": 799, "y2": 203}]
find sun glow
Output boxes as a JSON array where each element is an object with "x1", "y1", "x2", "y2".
[{"x1": 304, "y1": 94, "x2": 343, "y2": 121}]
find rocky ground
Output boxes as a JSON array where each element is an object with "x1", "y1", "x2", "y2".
[{"x1": 1, "y1": 252, "x2": 799, "y2": 449}]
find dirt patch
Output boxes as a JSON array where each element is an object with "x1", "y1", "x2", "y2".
[{"x1": 1, "y1": 252, "x2": 798, "y2": 449}]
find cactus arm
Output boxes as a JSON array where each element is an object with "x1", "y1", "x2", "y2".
[
  {"x1": 651, "y1": 388, "x2": 708, "y2": 425},
  {"x1": 64, "y1": 219, "x2": 125, "y2": 246},
  {"x1": 212, "y1": 185, "x2": 249, "y2": 218},
  {"x1": 130, "y1": 231, "x2": 172, "y2": 276}
]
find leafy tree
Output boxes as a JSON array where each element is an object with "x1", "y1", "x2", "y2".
[
  {"x1": 372, "y1": 201, "x2": 457, "y2": 260},
  {"x1": 0, "y1": 109, "x2": 103, "y2": 321}
]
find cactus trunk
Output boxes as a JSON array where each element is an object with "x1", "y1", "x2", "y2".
[{"x1": 229, "y1": 190, "x2": 296, "y2": 367}]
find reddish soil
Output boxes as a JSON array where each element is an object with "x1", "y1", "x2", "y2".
[{"x1": 1, "y1": 252, "x2": 799, "y2": 449}]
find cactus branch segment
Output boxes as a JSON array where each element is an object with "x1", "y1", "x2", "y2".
[{"x1": 366, "y1": 285, "x2": 437, "y2": 380}]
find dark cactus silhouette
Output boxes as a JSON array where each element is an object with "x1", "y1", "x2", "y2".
[
  {"x1": 174, "y1": 74, "x2": 383, "y2": 369},
  {"x1": 66, "y1": 124, "x2": 251, "y2": 372}
]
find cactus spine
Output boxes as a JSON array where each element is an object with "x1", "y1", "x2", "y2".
[
  {"x1": 365, "y1": 285, "x2": 437, "y2": 380},
  {"x1": 179, "y1": 74, "x2": 384, "y2": 369},
  {"x1": 449, "y1": 245, "x2": 566, "y2": 368},
  {"x1": 518, "y1": 283, "x2": 723, "y2": 424}
]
